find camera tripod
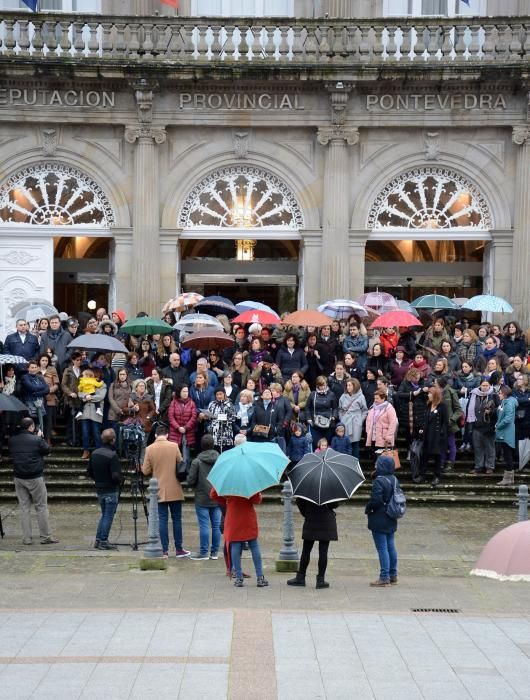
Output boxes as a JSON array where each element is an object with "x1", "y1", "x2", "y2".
[{"x1": 118, "y1": 443, "x2": 149, "y2": 551}]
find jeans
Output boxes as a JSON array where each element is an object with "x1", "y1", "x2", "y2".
[
  {"x1": 158, "y1": 500, "x2": 183, "y2": 553},
  {"x1": 96, "y1": 490, "x2": 119, "y2": 542},
  {"x1": 195, "y1": 504, "x2": 222, "y2": 556},
  {"x1": 371, "y1": 530, "x2": 398, "y2": 582},
  {"x1": 14, "y1": 476, "x2": 51, "y2": 542},
  {"x1": 81, "y1": 419, "x2": 102, "y2": 451},
  {"x1": 230, "y1": 538, "x2": 263, "y2": 579}
]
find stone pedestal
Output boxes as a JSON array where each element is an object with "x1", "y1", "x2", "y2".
[
  {"x1": 510, "y1": 127, "x2": 530, "y2": 327},
  {"x1": 317, "y1": 126, "x2": 359, "y2": 301}
]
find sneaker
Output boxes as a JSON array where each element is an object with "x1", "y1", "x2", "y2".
[
  {"x1": 256, "y1": 576, "x2": 269, "y2": 587},
  {"x1": 234, "y1": 577, "x2": 244, "y2": 587},
  {"x1": 210, "y1": 552, "x2": 219, "y2": 560},
  {"x1": 40, "y1": 536, "x2": 59, "y2": 545},
  {"x1": 75, "y1": 411, "x2": 83, "y2": 419},
  {"x1": 94, "y1": 540, "x2": 100, "y2": 549},
  {"x1": 162, "y1": 552, "x2": 169, "y2": 559},
  {"x1": 370, "y1": 579, "x2": 391, "y2": 587},
  {"x1": 95, "y1": 407, "x2": 104, "y2": 417},
  {"x1": 190, "y1": 553, "x2": 209, "y2": 561},
  {"x1": 390, "y1": 576, "x2": 398, "y2": 585},
  {"x1": 96, "y1": 541, "x2": 117, "y2": 551},
  {"x1": 22, "y1": 539, "x2": 33, "y2": 546},
  {"x1": 175, "y1": 549, "x2": 191, "y2": 558}
]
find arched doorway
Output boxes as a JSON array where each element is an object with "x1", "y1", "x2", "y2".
[
  {"x1": 177, "y1": 165, "x2": 304, "y2": 312},
  {"x1": 365, "y1": 167, "x2": 491, "y2": 299}
]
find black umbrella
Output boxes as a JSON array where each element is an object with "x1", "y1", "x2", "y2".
[
  {"x1": 0, "y1": 393, "x2": 29, "y2": 413},
  {"x1": 287, "y1": 448, "x2": 365, "y2": 505},
  {"x1": 194, "y1": 295, "x2": 239, "y2": 319},
  {"x1": 67, "y1": 335, "x2": 128, "y2": 354}
]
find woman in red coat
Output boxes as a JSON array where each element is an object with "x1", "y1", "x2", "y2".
[
  {"x1": 211, "y1": 488, "x2": 268, "y2": 588},
  {"x1": 168, "y1": 384, "x2": 198, "y2": 448}
]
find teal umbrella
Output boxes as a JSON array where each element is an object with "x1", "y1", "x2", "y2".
[
  {"x1": 208, "y1": 442, "x2": 289, "y2": 498},
  {"x1": 411, "y1": 294, "x2": 458, "y2": 310},
  {"x1": 461, "y1": 295, "x2": 513, "y2": 314},
  {"x1": 120, "y1": 316, "x2": 174, "y2": 336}
]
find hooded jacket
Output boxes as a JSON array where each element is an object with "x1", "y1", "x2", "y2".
[
  {"x1": 365, "y1": 455, "x2": 398, "y2": 534},
  {"x1": 187, "y1": 449, "x2": 220, "y2": 506}
]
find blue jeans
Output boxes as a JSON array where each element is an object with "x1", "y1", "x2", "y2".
[
  {"x1": 371, "y1": 531, "x2": 398, "y2": 582},
  {"x1": 96, "y1": 490, "x2": 119, "y2": 542},
  {"x1": 195, "y1": 504, "x2": 222, "y2": 556},
  {"x1": 230, "y1": 538, "x2": 263, "y2": 579},
  {"x1": 81, "y1": 419, "x2": 102, "y2": 451},
  {"x1": 158, "y1": 500, "x2": 183, "y2": 553}
]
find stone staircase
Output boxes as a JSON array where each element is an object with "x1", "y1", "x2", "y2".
[{"x1": 1, "y1": 430, "x2": 528, "y2": 507}]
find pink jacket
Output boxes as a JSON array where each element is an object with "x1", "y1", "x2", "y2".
[{"x1": 365, "y1": 403, "x2": 398, "y2": 447}]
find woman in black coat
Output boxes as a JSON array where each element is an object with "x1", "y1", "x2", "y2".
[
  {"x1": 287, "y1": 498, "x2": 338, "y2": 589},
  {"x1": 416, "y1": 385, "x2": 448, "y2": 487},
  {"x1": 396, "y1": 368, "x2": 429, "y2": 450},
  {"x1": 248, "y1": 387, "x2": 282, "y2": 442},
  {"x1": 365, "y1": 454, "x2": 399, "y2": 586},
  {"x1": 305, "y1": 376, "x2": 338, "y2": 449},
  {"x1": 275, "y1": 334, "x2": 309, "y2": 382}
]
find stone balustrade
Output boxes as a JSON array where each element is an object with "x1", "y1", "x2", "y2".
[{"x1": 0, "y1": 13, "x2": 529, "y2": 65}]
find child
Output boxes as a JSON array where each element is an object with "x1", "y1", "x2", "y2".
[
  {"x1": 330, "y1": 423, "x2": 353, "y2": 455},
  {"x1": 315, "y1": 437, "x2": 328, "y2": 453},
  {"x1": 211, "y1": 488, "x2": 268, "y2": 588},
  {"x1": 76, "y1": 369, "x2": 104, "y2": 418},
  {"x1": 287, "y1": 423, "x2": 310, "y2": 463}
]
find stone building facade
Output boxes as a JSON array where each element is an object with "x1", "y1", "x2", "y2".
[{"x1": 0, "y1": 0, "x2": 529, "y2": 334}]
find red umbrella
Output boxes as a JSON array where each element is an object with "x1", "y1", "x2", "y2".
[
  {"x1": 370, "y1": 310, "x2": 423, "y2": 329},
  {"x1": 232, "y1": 309, "x2": 281, "y2": 326},
  {"x1": 282, "y1": 309, "x2": 334, "y2": 327},
  {"x1": 471, "y1": 521, "x2": 530, "y2": 582},
  {"x1": 180, "y1": 329, "x2": 234, "y2": 351}
]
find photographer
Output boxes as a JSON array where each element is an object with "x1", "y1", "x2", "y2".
[{"x1": 87, "y1": 428, "x2": 122, "y2": 550}]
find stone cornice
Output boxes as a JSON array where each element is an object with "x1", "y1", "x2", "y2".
[{"x1": 317, "y1": 126, "x2": 359, "y2": 146}]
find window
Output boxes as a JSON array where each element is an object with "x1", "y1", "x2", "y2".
[
  {"x1": 384, "y1": 0, "x2": 482, "y2": 16},
  {"x1": 192, "y1": 0, "x2": 293, "y2": 17},
  {"x1": 0, "y1": 0, "x2": 101, "y2": 11}
]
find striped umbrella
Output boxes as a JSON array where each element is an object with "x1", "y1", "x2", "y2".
[
  {"x1": 162, "y1": 292, "x2": 203, "y2": 314},
  {"x1": 461, "y1": 295, "x2": 513, "y2": 314},
  {"x1": 317, "y1": 299, "x2": 368, "y2": 319}
]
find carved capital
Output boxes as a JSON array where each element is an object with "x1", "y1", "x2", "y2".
[
  {"x1": 512, "y1": 126, "x2": 530, "y2": 146},
  {"x1": 317, "y1": 126, "x2": 359, "y2": 147},
  {"x1": 125, "y1": 126, "x2": 166, "y2": 144}
]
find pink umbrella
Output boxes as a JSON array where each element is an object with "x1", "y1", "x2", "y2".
[
  {"x1": 358, "y1": 291, "x2": 398, "y2": 311},
  {"x1": 470, "y1": 521, "x2": 530, "y2": 582}
]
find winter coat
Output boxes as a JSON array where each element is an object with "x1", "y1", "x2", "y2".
[
  {"x1": 475, "y1": 349, "x2": 510, "y2": 373},
  {"x1": 141, "y1": 436, "x2": 183, "y2": 503},
  {"x1": 438, "y1": 351, "x2": 461, "y2": 374},
  {"x1": 421, "y1": 403, "x2": 449, "y2": 455},
  {"x1": 457, "y1": 340, "x2": 484, "y2": 368},
  {"x1": 20, "y1": 372, "x2": 49, "y2": 403},
  {"x1": 187, "y1": 449, "x2": 219, "y2": 507},
  {"x1": 366, "y1": 354, "x2": 388, "y2": 377},
  {"x1": 388, "y1": 359, "x2": 412, "y2": 389},
  {"x1": 8, "y1": 429, "x2": 50, "y2": 479},
  {"x1": 127, "y1": 391, "x2": 155, "y2": 432},
  {"x1": 495, "y1": 395, "x2": 518, "y2": 448},
  {"x1": 396, "y1": 380, "x2": 428, "y2": 438},
  {"x1": 125, "y1": 363, "x2": 144, "y2": 381},
  {"x1": 41, "y1": 367, "x2": 59, "y2": 407},
  {"x1": 330, "y1": 433, "x2": 353, "y2": 455},
  {"x1": 427, "y1": 370, "x2": 455, "y2": 388},
  {"x1": 297, "y1": 499, "x2": 338, "y2": 541},
  {"x1": 275, "y1": 346, "x2": 308, "y2": 381},
  {"x1": 365, "y1": 458, "x2": 398, "y2": 534},
  {"x1": 328, "y1": 373, "x2": 350, "y2": 403},
  {"x1": 108, "y1": 381, "x2": 132, "y2": 422},
  {"x1": 454, "y1": 371, "x2": 481, "y2": 396},
  {"x1": 305, "y1": 389, "x2": 338, "y2": 424},
  {"x1": 500, "y1": 335, "x2": 527, "y2": 359},
  {"x1": 249, "y1": 400, "x2": 282, "y2": 441},
  {"x1": 233, "y1": 401, "x2": 255, "y2": 433},
  {"x1": 3, "y1": 332, "x2": 40, "y2": 362},
  {"x1": 361, "y1": 379, "x2": 377, "y2": 408},
  {"x1": 211, "y1": 490, "x2": 262, "y2": 542},
  {"x1": 145, "y1": 378, "x2": 173, "y2": 420},
  {"x1": 61, "y1": 366, "x2": 81, "y2": 407},
  {"x1": 318, "y1": 335, "x2": 339, "y2": 373},
  {"x1": 379, "y1": 331, "x2": 399, "y2": 358},
  {"x1": 39, "y1": 329, "x2": 72, "y2": 369},
  {"x1": 283, "y1": 381, "x2": 311, "y2": 413},
  {"x1": 162, "y1": 364, "x2": 190, "y2": 388},
  {"x1": 138, "y1": 353, "x2": 156, "y2": 378},
  {"x1": 442, "y1": 385, "x2": 463, "y2": 435},
  {"x1": 207, "y1": 398, "x2": 236, "y2": 448},
  {"x1": 365, "y1": 403, "x2": 398, "y2": 447},
  {"x1": 397, "y1": 331, "x2": 417, "y2": 358},
  {"x1": 342, "y1": 334, "x2": 369, "y2": 372},
  {"x1": 287, "y1": 434, "x2": 310, "y2": 462},
  {"x1": 78, "y1": 384, "x2": 108, "y2": 423},
  {"x1": 190, "y1": 385, "x2": 215, "y2": 412},
  {"x1": 338, "y1": 390, "x2": 368, "y2": 442},
  {"x1": 422, "y1": 327, "x2": 450, "y2": 354},
  {"x1": 513, "y1": 389, "x2": 530, "y2": 440},
  {"x1": 305, "y1": 344, "x2": 330, "y2": 388},
  {"x1": 168, "y1": 397, "x2": 198, "y2": 447}
]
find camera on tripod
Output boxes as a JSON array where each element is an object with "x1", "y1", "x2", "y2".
[{"x1": 120, "y1": 422, "x2": 145, "y2": 460}]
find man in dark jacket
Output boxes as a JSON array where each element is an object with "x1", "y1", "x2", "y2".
[
  {"x1": 187, "y1": 434, "x2": 221, "y2": 560},
  {"x1": 8, "y1": 417, "x2": 58, "y2": 545},
  {"x1": 161, "y1": 352, "x2": 190, "y2": 387},
  {"x1": 20, "y1": 360, "x2": 49, "y2": 430},
  {"x1": 87, "y1": 428, "x2": 122, "y2": 550},
  {"x1": 4, "y1": 319, "x2": 40, "y2": 361},
  {"x1": 38, "y1": 315, "x2": 71, "y2": 370}
]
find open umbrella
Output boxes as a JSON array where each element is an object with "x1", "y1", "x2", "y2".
[
  {"x1": 518, "y1": 438, "x2": 530, "y2": 471},
  {"x1": 461, "y1": 294, "x2": 514, "y2": 314},
  {"x1": 370, "y1": 310, "x2": 422, "y2": 329},
  {"x1": 174, "y1": 313, "x2": 224, "y2": 333},
  {"x1": 195, "y1": 295, "x2": 239, "y2": 318},
  {"x1": 282, "y1": 309, "x2": 334, "y2": 327},
  {"x1": 411, "y1": 294, "x2": 458, "y2": 310},
  {"x1": 180, "y1": 329, "x2": 234, "y2": 351},
  {"x1": 0, "y1": 393, "x2": 29, "y2": 413},
  {"x1": 67, "y1": 335, "x2": 128, "y2": 354},
  {"x1": 288, "y1": 448, "x2": 365, "y2": 505},
  {"x1": 235, "y1": 301, "x2": 277, "y2": 314},
  {"x1": 0, "y1": 354, "x2": 29, "y2": 381},
  {"x1": 11, "y1": 298, "x2": 58, "y2": 321},
  {"x1": 470, "y1": 521, "x2": 530, "y2": 582},
  {"x1": 120, "y1": 317, "x2": 174, "y2": 336},
  {"x1": 317, "y1": 299, "x2": 368, "y2": 319},
  {"x1": 232, "y1": 309, "x2": 281, "y2": 326},
  {"x1": 208, "y1": 441, "x2": 289, "y2": 498},
  {"x1": 358, "y1": 291, "x2": 398, "y2": 311},
  {"x1": 25, "y1": 306, "x2": 52, "y2": 323},
  {"x1": 162, "y1": 292, "x2": 203, "y2": 314}
]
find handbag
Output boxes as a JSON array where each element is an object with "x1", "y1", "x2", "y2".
[
  {"x1": 252, "y1": 424, "x2": 270, "y2": 437},
  {"x1": 313, "y1": 393, "x2": 332, "y2": 429},
  {"x1": 176, "y1": 434, "x2": 191, "y2": 482},
  {"x1": 381, "y1": 447, "x2": 401, "y2": 470}
]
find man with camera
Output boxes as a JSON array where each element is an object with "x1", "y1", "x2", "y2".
[
  {"x1": 8, "y1": 417, "x2": 58, "y2": 545},
  {"x1": 87, "y1": 428, "x2": 122, "y2": 550}
]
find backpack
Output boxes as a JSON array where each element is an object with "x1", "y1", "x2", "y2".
[{"x1": 383, "y1": 476, "x2": 407, "y2": 519}]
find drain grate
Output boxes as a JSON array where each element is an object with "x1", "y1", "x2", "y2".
[{"x1": 411, "y1": 608, "x2": 462, "y2": 614}]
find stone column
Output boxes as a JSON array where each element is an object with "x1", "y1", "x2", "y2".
[
  {"x1": 317, "y1": 126, "x2": 359, "y2": 301},
  {"x1": 298, "y1": 229, "x2": 323, "y2": 308},
  {"x1": 160, "y1": 230, "x2": 181, "y2": 306},
  {"x1": 125, "y1": 125, "x2": 166, "y2": 317},
  {"x1": 485, "y1": 230, "x2": 513, "y2": 325},
  {"x1": 349, "y1": 229, "x2": 369, "y2": 300},
  {"x1": 510, "y1": 126, "x2": 530, "y2": 327},
  {"x1": 112, "y1": 229, "x2": 133, "y2": 318}
]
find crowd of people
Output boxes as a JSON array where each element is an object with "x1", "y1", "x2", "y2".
[{"x1": 2, "y1": 304, "x2": 529, "y2": 587}]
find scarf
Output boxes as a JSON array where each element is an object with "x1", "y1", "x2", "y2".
[
  {"x1": 482, "y1": 347, "x2": 498, "y2": 362},
  {"x1": 467, "y1": 387, "x2": 493, "y2": 423},
  {"x1": 293, "y1": 385, "x2": 300, "y2": 403}
]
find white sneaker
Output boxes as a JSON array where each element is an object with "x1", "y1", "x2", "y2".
[{"x1": 95, "y1": 407, "x2": 104, "y2": 417}]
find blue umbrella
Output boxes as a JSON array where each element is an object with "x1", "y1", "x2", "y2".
[
  {"x1": 411, "y1": 294, "x2": 458, "y2": 310},
  {"x1": 461, "y1": 294, "x2": 513, "y2": 314},
  {"x1": 235, "y1": 300, "x2": 277, "y2": 314},
  {"x1": 195, "y1": 295, "x2": 239, "y2": 319},
  {"x1": 208, "y1": 442, "x2": 289, "y2": 498}
]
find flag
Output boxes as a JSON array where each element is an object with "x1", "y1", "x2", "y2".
[
  {"x1": 161, "y1": 0, "x2": 179, "y2": 7},
  {"x1": 22, "y1": 0, "x2": 38, "y2": 9}
]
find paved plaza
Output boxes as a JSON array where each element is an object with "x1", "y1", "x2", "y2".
[{"x1": 0, "y1": 502, "x2": 529, "y2": 699}]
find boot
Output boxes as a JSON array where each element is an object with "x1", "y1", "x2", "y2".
[
  {"x1": 287, "y1": 572, "x2": 306, "y2": 587},
  {"x1": 497, "y1": 470, "x2": 515, "y2": 486},
  {"x1": 81, "y1": 450, "x2": 90, "y2": 460},
  {"x1": 316, "y1": 575, "x2": 329, "y2": 589}
]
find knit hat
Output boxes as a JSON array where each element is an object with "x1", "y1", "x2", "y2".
[
  {"x1": 395, "y1": 345, "x2": 407, "y2": 354},
  {"x1": 375, "y1": 455, "x2": 395, "y2": 474},
  {"x1": 261, "y1": 353, "x2": 274, "y2": 364},
  {"x1": 112, "y1": 309, "x2": 126, "y2": 325},
  {"x1": 214, "y1": 385, "x2": 227, "y2": 395}
]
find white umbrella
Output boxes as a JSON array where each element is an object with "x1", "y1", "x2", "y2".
[
  {"x1": 317, "y1": 299, "x2": 368, "y2": 319},
  {"x1": 174, "y1": 313, "x2": 224, "y2": 333},
  {"x1": 25, "y1": 306, "x2": 51, "y2": 323},
  {"x1": 461, "y1": 295, "x2": 513, "y2": 314},
  {"x1": 518, "y1": 439, "x2": 530, "y2": 471},
  {"x1": 11, "y1": 298, "x2": 58, "y2": 320}
]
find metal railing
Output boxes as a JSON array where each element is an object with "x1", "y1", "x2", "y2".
[{"x1": 0, "y1": 13, "x2": 529, "y2": 64}]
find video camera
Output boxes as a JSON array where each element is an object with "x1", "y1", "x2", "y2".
[{"x1": 120, "y1": 422, "x2": 144, "y2": 459}]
